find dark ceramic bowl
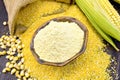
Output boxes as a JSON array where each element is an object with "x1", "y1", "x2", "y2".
[{"x1": 30, "y1": 17, "x2": 88, "y2": 66}]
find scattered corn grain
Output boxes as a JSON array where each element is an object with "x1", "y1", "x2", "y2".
[
  {"x1": 15, "y1": 71, "x2": 21, "y2": 78},
  {"x1": 13, "y1": 57, "x2": 19, "y2": 61},
  {"x1": 23, "y1": 76, "x2": 27, "y2": 80},
  {"x1": 20, "y1": 70, "x2": 25, "y2": 76},
  {"x1": 7, "y1": 51, "x2": 11, "y2": 55},
  {"x1": 21, "y1": 58, "x2": 24, "y2": 63},
  {"x1": 17, "y1": 53, "x2": 21, "y2": 58},
  {"x1": 0, "y1": 38, "x2": 3, "y2": 42},
  {"x1": 11, "y1": 38, "x2": 16, "y2": 42},
  {"x1": 9, "y1": 63, "x2": 14, "y2": 68},
  {"x1": 3, "y1": 68, "x2": 11, "y2": 72},
  {"x1": 17, "y1": 45, "x2": 22, "y2": 50},
  {"x1": 6, "y1": 62, "x2": 10, "y2": 67},
  {"x1": 11, "y1": 60, "x2": 16, "y2": 64},
  {"x1": 12, "y1": 47, "x2": 17, "y2": 52},
  {"x1": 20, "y1": 65, "x2": 24, "y2": 69},
  {"x1": 11, "y1": 68, "x2": 16, "y2": 74},
  {"x1": 9, "y1": 56, "x2": 14, "y2": 60},
  {"x1": 25, "y1": 72, "x2": 30, "y2": 78},
  {"x1": 2, "y1": 69, "x2": 6, "y2": 73},
  {"x1": 28, "y1": 78, "x2": 32, "y2": 80},
  {"x1": 1, "y1": 45, "x2": 6, "y2": 49},
  {"x1": 0, "y1": 51, "x2": 6, "y2": 56},
  {"x1": 16, "y1": 40, "x2": 21, "y2": 44},
  {"x1": 14, "y1": 63, "x2": 20, "y2": 70},
  {"x1": 10, "y1": 52, "x2": 16, "y2": 55},
  {"x1": 3, "y1": 21, "x2": 7, "y2": 26},
  {"x1": 6, "y1": 55, "x2": 10, "y2": 59},
  {"x1": 18, "y1": 62, "x2": 22, "y2": 66}
]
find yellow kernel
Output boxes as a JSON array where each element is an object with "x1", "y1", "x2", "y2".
[
  {"x1": 21, "y1": 53, "x2": 24, "y2": 57},
  {"x1": 28, "y1": 78, "x2": 32, "y2": 80},
  {"x1": 22, "y1": 44, "x2": 25, "y2": 48},
  {"x1": 16, "y1": 40, "x2": 21, "y2": 44},
  {"x1": 6, "y1": 55, "x2": 10, "y2": 59},
  {"x1": 13, "y1": 57, "x2": 19, "y2": 61},
  {"x1": 11, "y1": 38, "x2": 16, "y2": 42},
  {"x1": 7, "y1": 51, "x2": 11, "y2": 55},
  {"x1": 0, "y1": 42, "x2": 4, "y2": 45},
  {"x1": 0, "y1": 38, "x2": 3, "y2": 42},
  {"x1": 3, "y1": 21, "x2": 7, "y2": 26},
  {"x1": 20, "y1": 65, "x2": 24, "y2": 69},
  {"x1": 17, "y1": 79, "x2": 21, "y2": 80},
  {"x1": 17, "y1": 53, "x2": 21, "y2": 57},
  {"x1": 4, "y1": 36, "x2": 8, "y2": 40},
  {"x1": 9, "y1": 63, "x2": 14, "y2": 68},
  {"x1": 0, "y1": 51, "x2": 6, "y2": 55},
  {"x1": 2, "y1": 69, "x2": 6, "y2": 73},
  {"x1": 10, "y1": 52, "x2": 16, "y2": 55},
  {"x1": 33, "y1": 78, "x2": 37, "y2": 80},
  {"x1": 23, "y1": 77, "x2": 27, "y2": 80},
  {"x1": 4, "y1": 68, "x2": 11, "y2": 72},
  {"x1": 12, "y1": 47, "x2": 17, "y2": 52},
  {"x1": 16, "y1": 74, "x2": 21, "y2": 79},
  {"x1": 1, "y1": 35, "x2": 5, "y2": 39},
  {"x1": 17, "y1": 53, "x2": 24, "y2": 58},
  {"x1": 15, "y1": 71, "x2": 21, "y2": 78},
  {"x1": 20, "y1": 70, "x2": 25, "y2": 76},
  {"x1": 27, "y1": 69, "x2": 31, "y2": 73},
  {"x1": 9, "y1": 36, "x2": 13, "y2": 39},
  {"x1": 17, "y1": 49, "x2": 22, "y2": 53},
  {"x1": 17, "y1": 45, "x2": 22, "y2": 49},
  {"x1": 9, "y1": 48, "x2": 13, "y2": 52},
  {"x1": 18, "y1": 62, "x2": 22, "y2": 66},
  {"x1": 21, "y1": 58, "x2": 24, "y2": 63},
  {"x1": 11, "y1": 68, "x2": 16, "y2": 74},
  {"x1": 6, "y1": 62, "x2": 10, "y2": 67},
  {"x1": 11, "y1": 60, "x2": 16, "y2": 64},
  {"x1": 14, "y1": 63, "x2": 20, "y2": 70},
  {"x1": 9, "y1": 56, "x2": 14, "y2": 60},
  {"x1": 11, "y1": 44, "x2": 16, "y2": 48},
  {"x1": 13, "y1": 36, "x2": 17, "y2": 39},
  {"x1": 25, "y1": 72, "x2": 30, "y2": 78},
  {"x1": 2, "y1": 51, "x2": 6, "y2": 54},
  {"x1": 11, "y1": 42, "x2": 15, "y2": 47},
  {"x1": 1, "y1": 45, "x2": 6, "y2": 49},
  {"x1": 6, "y1": 37, "x2": 10, "y2": 41}
]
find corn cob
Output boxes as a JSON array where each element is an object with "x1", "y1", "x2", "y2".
[
  {"x1": 98, "y1": 0, "x2": 120, "y2": 31},
  {"x1": 75, "y1": 0, "x2": 120, "y2": 51},
  {"x1": 114, "y1": 0, "x2": 120, "y2": 4},
  {"x1": 85, "y1": 10, "x2": 119, "y2": 51}
]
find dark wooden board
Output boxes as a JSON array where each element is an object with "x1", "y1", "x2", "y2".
[{"x1": 0, "y1": 0, "x2": 120, "y2": 80}]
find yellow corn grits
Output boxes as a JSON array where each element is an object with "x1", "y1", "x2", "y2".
[
  {"x1": 19, "y1": 1, "x2": 111, "y2": 80},
  {"x1": 16, "y1": 0, "x2": 70, "y2": 28}
]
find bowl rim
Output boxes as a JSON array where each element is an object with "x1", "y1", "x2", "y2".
[{"x1": 30, "y1": 16, "x2": 88, "y2": 66}]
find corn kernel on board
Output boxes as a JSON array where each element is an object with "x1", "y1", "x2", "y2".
[{"x1": 0, "y1": 0, "x2": 120, "y2": 80}]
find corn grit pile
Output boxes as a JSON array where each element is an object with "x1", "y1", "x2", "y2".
[{"x1": 15, "y1": 0, "x2": 112, "y2": 80}]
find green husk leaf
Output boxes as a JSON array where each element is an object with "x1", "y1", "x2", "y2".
[{"x1": 76, "y1": 0, "x2": 119, "y2": 51}]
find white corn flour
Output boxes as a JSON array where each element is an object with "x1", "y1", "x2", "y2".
[{"x1": 34, "y1": 20, "x2": 84, "y2": 62}]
